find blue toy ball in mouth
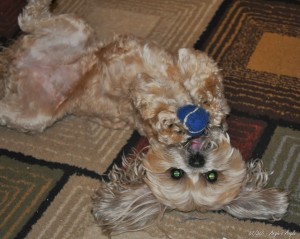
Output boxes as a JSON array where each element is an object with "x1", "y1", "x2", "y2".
[{"x1": 176, "y1": 104, "x2": 209, "y2": 137}]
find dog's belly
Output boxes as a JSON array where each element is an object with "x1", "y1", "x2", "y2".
[
  {"x1": 9, "y1": 13, "x2": 97, "y2": 109},
  {"x1": 15, "y1": 59, "x2": 80, "y2": 107},
  {"x1": 11, "y1": 34, "x2": 98, "y2": 111}
]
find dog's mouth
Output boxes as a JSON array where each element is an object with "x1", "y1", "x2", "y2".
[
  {"x1": 188, "y1": 127, "x2": 223, "y2": 153},
  {"x1": 189, "y1": 136, "x2": 217, "y2": 154},
  {"x1": 190, "y1": 134, "x2": 209, "y2": 152}
]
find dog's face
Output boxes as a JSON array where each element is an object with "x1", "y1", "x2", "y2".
[
  {"x1": 143, "y1": 128, "x2": 246, "y2": 212},
  {"x1": 92, "y1": 128, "x2": 288, "y2": 236}
]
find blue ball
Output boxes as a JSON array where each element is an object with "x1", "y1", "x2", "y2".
[{"x1": 177, "y1": 105, "x2": 209, "y2": 137}]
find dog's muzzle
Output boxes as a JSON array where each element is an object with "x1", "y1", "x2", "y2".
[{"x1": 188, "y1": 152, "x2": 205, "y2": 168}]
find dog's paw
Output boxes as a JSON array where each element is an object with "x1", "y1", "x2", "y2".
[{"x1": 155, "y1": 111, "x2": 189, "y2": 145}]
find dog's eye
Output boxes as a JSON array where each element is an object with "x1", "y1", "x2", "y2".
[
  {"x1": 206, "y1": 170, "x2": 218, "y2": 183},
  {"x1": 171, "y1": 168, "x2": 185, "y2": 180}
]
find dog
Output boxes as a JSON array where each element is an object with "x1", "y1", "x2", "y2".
[
  {"x1": 92, "y1": 128, "x2": 288, "y2": 236},
  {"x1": 0, "y1": 0, "x2": 229, "y2": 145},
  {"x1": 0, "y1": 0, "x2": 288, "y2": 237}
]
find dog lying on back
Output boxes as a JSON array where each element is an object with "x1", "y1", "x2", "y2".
[
  {"x1": 0, "y1": 0, "x2": 229, "y2": 145},
  {"x1": 0, "y1": 0, "x2": 288, "y2": 236}
]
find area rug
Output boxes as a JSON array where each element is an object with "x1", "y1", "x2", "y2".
[{"x1": 0, "y1": 0, "x2": 300, "y2": 238}]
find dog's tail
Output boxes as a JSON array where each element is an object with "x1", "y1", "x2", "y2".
[{"x1": 18, "y1": 0, "x2": 53, "y2": 33}]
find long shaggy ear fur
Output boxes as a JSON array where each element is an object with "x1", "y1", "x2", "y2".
[
  {"x1": 92, "y1": 155, "x2": 166, "y2": 236},
  {"x1": 223, "y1": 159, "x2": 288, "y2": 220}
]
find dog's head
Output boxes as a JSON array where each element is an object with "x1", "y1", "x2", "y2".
[
  {"x1": 92, "y1": 128, "x2": 288, "y2": 236},
  {"x1": 143, "y1": 128, "x2": 246, "y2": 212}
]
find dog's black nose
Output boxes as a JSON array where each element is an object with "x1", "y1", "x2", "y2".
[{"x1": 189, "y1": 153, "x2": 205, "y2": 168}]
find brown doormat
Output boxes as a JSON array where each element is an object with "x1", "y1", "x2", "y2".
[
  {"x1": 0, "y1": 0, "x2": 300, "y2": 239},
  {"x1": 0, "y1": 0, "x2": 27, "y2": 41}
]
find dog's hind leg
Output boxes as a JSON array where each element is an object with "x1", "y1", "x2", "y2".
[
  {"x1": 18, "y1": 0, "x2": 53, "y2": 33},
  {"x1": 0, "y1": 96, "x2": 67, "y2": 133},
  {"x1": 0, "y1": 1, "x2": 97, "y2": 132}
]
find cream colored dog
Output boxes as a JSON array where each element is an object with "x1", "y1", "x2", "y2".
[
  {"x1": 0, "y1": 0, "x2": 288, "y2": 236},
  {"x1": 0, "y1": 0, "x2": 229, "y2": 145}
]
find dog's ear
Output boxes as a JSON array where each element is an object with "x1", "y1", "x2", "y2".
[
  {"x1": 223, "y1": 160, "x2": 288, "y2": 220},
  {"x1": 223, "y1": 188, "x2": 288, "y2": 220},
  {"x1": 92, "y1": 156, "x2": 166, "y2": 236}
]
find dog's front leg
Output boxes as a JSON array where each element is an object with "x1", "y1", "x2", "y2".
[
  {"x1": 130, "y1": 73, "x2": 190, "y2": 145},
  {"x1": 177, "y1": 48, "x2": 230, "y2": 129},
  {"x1": 0, "y1": 97, "x2": 65, "y2": 132}
]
